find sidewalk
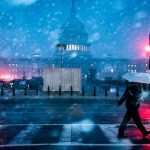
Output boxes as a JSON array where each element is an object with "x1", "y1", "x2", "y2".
[{"x1": 0, "y1": 94, "x2": 121, "y2": 101}]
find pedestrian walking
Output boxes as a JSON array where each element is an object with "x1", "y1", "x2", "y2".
[{"x1": 117, "y1": 82, "x2": 150, "y2": 138}]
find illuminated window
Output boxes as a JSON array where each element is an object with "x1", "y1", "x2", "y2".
[
  {"x1": 128, "y1": 65, "x2": 130, "y2": 67},
  {"x1": 128, "y1": 70, "x2": 130, "y2": 72},
  {"x1": 134, "y1": 70, "x2": 136, "y2": 72},
  {"x1": 131, "y1": 65, "x2": 133, "y2": 67},
  {"x1": 146, "y1": 64, "x2": 148, "y2": 66},
  {"x1": 72, "y1": 45, "x2": 74, "y2": 50},
  {"x1": 134, "y1": 65, "x2": 136, "y2": 67},
  {"x1": 74, "y1": 45, "x2": 77, "y2": 50},
  {"x1": 69, "y1": 45, "x2": 71, "y2": 50},
  {"x1": 131, "y1": 70, "x2": 133, "y2": 72}
]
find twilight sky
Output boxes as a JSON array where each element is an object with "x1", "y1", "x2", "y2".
[{"x1": 0, "y1": 0, "x2": 150, "y2": 59}]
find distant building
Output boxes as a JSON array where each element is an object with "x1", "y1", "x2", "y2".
[
  {"x1": 52, "y1": 0, "x2": 128, "y2": 80},
  {"x1": 0, "y1": 0, "x2": 149, "y2": 83},
  {"x1": 0, "y1": 57, "x2": 9, "y2": 81}
]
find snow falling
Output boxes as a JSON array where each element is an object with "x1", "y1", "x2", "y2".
[{"x1": 0, "y1": 0, "x2": 150, "y2": 58}]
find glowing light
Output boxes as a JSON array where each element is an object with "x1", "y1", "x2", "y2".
[
  {"x1": 70, "y1": 52, "x2": 77, "y2": 58},
  {"x1": 110, "y1": 68, "x2": 114, "y2": 73},
  {"x1": 0, "y1": 74, "x2": 11, "y2": 80},
  {"x1": 110, "y1": 88, "x2": 116, "y2": 93},
  {"x1": 145, "y1": 45, "x2": 150, "y2": 57},
  {"x1": 139, "y1": 107, "x2": 150, "y2": 121},
  {"x1": 145, "y1": 45, "x2": 150, "y2": 52},
  {"x1": 72, "y1": 119, "x2": 94, "y2": 132},
  {"x1": 79, "y1": 119, "x2": 94, "y2": 132}
]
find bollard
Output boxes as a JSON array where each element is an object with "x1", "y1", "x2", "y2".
[
  {"x1": 82, "y1": 86, "x2": 85, "y2": 96},
  {"x1": 12, "y1": 85, "x2": 15, "y2": 96},
  {"x1": 24, "y1": 86, "x2": 27, "y2": 95},
  {"x1": 116, "y1": 85, "x2": 119, "y2": 97},
  {"x1": 93, "y1": 86, "x2": 96, "y2": 96},
  {"x1": 36, "y1": 86, "x2": 38, "y2": 95},
  {"x1": 59, "y1": 85, "x2": 62, "y2": 96},
  {"x1": 105, "y1": 86, "x2": 107, "y2": 97},
  {"x1": 0, "y1": 85, "x2": 4, "y2": 96},
  {"x1": 47, "y1": 86, "x2": 50, "y2": 95},
  {"x1": 70, "y1": 86, "x2": 73, "y2": 96}
]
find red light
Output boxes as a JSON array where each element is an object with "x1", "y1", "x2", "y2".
[
  {"x1": 145, "y1": 45, "x2": 150, "y2": 57},
  {"x1": 0, "y1": 74, "x2": 10, "y2": 81},
  {"x1": 145, "y1": 45, "x2": 150, "y2": 51}
]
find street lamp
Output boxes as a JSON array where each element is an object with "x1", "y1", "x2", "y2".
[
  {"x1": 56, "y1": 44, "x2": 66, "y2": 68},
  {"x1": 145, "y1": 34, "x2": 150, "y2": 71},
  {"x1": 56, "y1": 44, "x2": 66, "y2": 92}
]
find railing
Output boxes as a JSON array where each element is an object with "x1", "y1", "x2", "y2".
[{"x1": 0, "y1": 85, "x2": 123, "y2": 97}]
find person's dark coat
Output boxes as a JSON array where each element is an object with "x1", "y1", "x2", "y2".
[{"x1": 118, "y1": 83, "x2": 143, "y2": 109}]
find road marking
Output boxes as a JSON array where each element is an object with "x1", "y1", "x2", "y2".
[
  {"x1": 99, "y1": 124, "x2": 132, "y2": 144},
  {"x1": 8, "y1": 124, "x2": 41, "y2": 145},
  {"x1": 1, "y1": 143, "x2": 150, "y2": 147},
  {"x1": 1, "y1": 123, "x2": 148, "y2": 126},
  {"x1": 59, "y1": 125, "x2": 71, "y2": 143},
  {"x1": 3, "y1": 124, "x2": 150, "y2": 146}
]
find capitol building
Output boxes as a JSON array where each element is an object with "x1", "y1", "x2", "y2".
[
  {"x1": 52, "y1": 0, "x2": 148, "y2": 81},
  {"x1": 0, "y1": 0, "x2": 148, "y2": 82},
  {"x1": 54, "y1": 0, "x2": 91, "y2": 60}
]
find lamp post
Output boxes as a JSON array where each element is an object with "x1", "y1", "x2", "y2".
[
  {"x1": 56, "y1": 44, "x2": 66, "y2": 93},
  {"x1": 56, "y1": 44, "x2": 66, "y2": 68}
]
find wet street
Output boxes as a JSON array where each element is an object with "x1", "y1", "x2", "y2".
[{"x1": 0, "y1": 96, "x2": 150, "y2": 150}]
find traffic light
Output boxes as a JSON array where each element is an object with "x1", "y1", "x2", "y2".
[{"x1": 145, "y1": 45, "x2": 150, "y2": 57}]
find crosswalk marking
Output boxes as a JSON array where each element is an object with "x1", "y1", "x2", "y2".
[
  {"x1": 1, "y1": 124, "x2": 149, "y2": 147},
  {"x1": 59, "y1": 125, "x2": 71, "y2": 143},
  {"x1": 99, "y1": 124, "x2": 119, "y2": 143},
  {"x1": 99, "y1": 124, "x2": 132, "y2": 144},
  {"x1": 8, "y1": 124, "x2": 41, "y2": 145}
]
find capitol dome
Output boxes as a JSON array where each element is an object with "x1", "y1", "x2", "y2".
[
  {"x1": 55, "y1": 0, "x2": 92, "y2": 59},
  {"x1": 59, "y1": 16, "x2": 89, "y2": 45}
]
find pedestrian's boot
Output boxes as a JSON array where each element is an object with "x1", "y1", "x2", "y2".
[
  {"x1": 143, "y1": 131, "x2": 150, "y2": 138},
  {"x1": 117, "y1": 132, "x2": 127, "y2": 138}
]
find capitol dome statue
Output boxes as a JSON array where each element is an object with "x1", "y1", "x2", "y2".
[{"x1": 54, "y1": 0, "x2": 92, "y2": 59}]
